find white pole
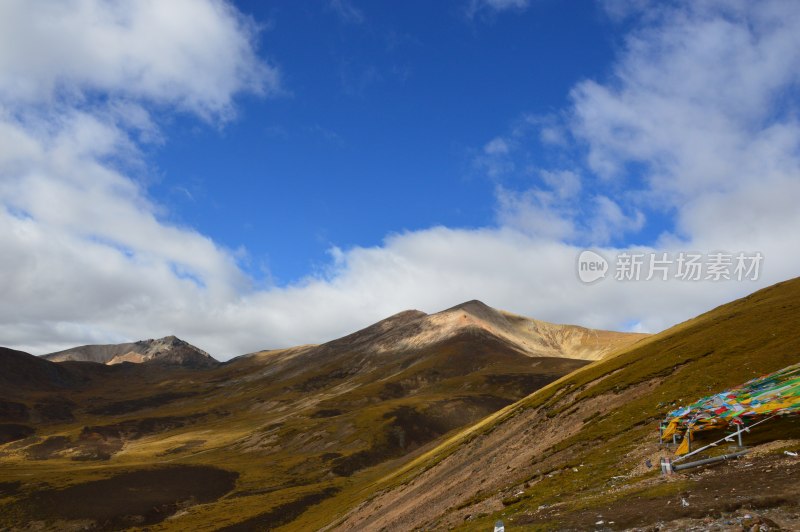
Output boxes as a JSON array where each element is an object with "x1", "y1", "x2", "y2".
[{"x1": 673, "y1": 415, "x2": 777, "y2": 464}]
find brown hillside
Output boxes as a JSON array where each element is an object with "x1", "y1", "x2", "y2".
[
  {"x1": 0, "y1": 301, "x2": 643, "y2": 530},
  {"x1": 326, "y1": 278, "x2": 800, "y2": 531}
]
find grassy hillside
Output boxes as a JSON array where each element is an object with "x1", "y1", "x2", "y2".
[
  {"x1": 0, "y1": 303, "x2": 641, "y2": 530},
  {"x1": 327, "y1": 278, "x2": 800, "y2": 530}
]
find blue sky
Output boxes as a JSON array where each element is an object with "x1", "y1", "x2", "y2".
[
  {"x1": 2, "y1": 0, "x2": 800, "y2": 358},
  {"x1": 152, "y1": 0, "x2": 619, "y2": 283}
]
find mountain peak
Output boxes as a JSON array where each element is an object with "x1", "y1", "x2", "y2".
[
  {"x1": 437, "y1": 299, "x2": 512, "y2": 331},
  {"x1": 446, "y1": 299, "x2": 492, "y2": 313},
  {"x1": 42, "y1": 336, "x2": 218, "y2": 368},
  {"x1": 384, "y1": 309, "x2": 428, "y2": 322},
  {"x1": 315, "y1": 300, "x2": 646, "y2": 362}
]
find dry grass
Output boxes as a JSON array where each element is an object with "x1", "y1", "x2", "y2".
[
  {"x1": 0, "y1": 307, "x2": 613, "y2": 530},
  {"x1": 326, "y1": 277, "x2": 800, "y2": 530}
]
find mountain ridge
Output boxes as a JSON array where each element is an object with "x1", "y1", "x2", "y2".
[
  {"x1": 323, "y1": 278, "x2": 800, "y2": 531},
  {"x1": 350, "y1": 299, "x2": 647, "y2": 361},
  {"x1": 0, "y1": 299, "x2": 649, "y2": 530},
  {"x1": 42, "y1": 335, "x2": 218, "y2": 368}
]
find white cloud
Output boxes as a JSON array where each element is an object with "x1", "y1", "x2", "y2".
[
  {"x1": 2, "y1": 0, "x2": 800, "y2": 362},
  {"x1": 330, "y1": 0, "x2": 365, "y2": 24},
  {"x1": 568, "y1": 0, "x2": 800, "y2": 248},
  {"x1": 474, "y1": 137, "x2": 516, "y2": 178},
  {"x1": 541, "y1": 170, "x2": 581, "y2": 200},
  {"x1": 0, "y1": 0, "x2": 278, "y2": 119},
  {"x1": 488, "y1": 1, "x2": 800, "y2": 246},
  {"x1": 484, "y1": 137, "x2": 511, "y2": 155},
  {"x1": 587, "y1": 196, "x2": 645, "y2": 246},
  {"x1": 495, "y1": 186, "x2": 576, "y2": 241},
  {"x1": 467, "y1": 0, "x2": 530, "y2": 19},
  {"x1": 0, "y1": 0, "x2": 272, "y2": 356},
  {"x1": 494, "y1": 183, "x2": 644, "y2": 246}
]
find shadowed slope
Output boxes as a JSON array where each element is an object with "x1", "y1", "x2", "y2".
[
  {"x1": 0, "y1": 301, "x2": 643, "y2": 530},
  {"x1": 326, "y1": 278, "x2": 800, "y2": 531},
  {"x1": 0, "y1": 347, "x2": 83, "y2": 391}
]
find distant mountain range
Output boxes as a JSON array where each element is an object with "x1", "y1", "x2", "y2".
[
  {"x1": 37, "y1": 299, "x2": 645, "y2": 370},
  {"x1": 42, "y1": 335, "x2": 218, "y2": 368},
  {"x1": 0, "y1": 299, "x2": 652, "y2": 530}
]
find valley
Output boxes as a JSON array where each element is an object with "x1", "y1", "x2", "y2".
[{"x1": 0, "y1": 300, "x2": 645, "y2": 530}]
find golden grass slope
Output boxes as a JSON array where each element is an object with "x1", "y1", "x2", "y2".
[{"x1": 321, "y1": 278, "x2": 800, "y2": 531}]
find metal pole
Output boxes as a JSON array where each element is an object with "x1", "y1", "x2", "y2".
[
  {"x1": 673, "y1": 450, "x2": 748, "y2": 471},
  {"x1": 737, "y1": 426, "x2": 743, "y2": 447},
  {"x1": 674, "y1": 415, "x2": 777, "y2": 464}
]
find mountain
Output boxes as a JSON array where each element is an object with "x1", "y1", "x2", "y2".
[
  {"x1": 285, "y1": 299, "x2": 646, "y2": 365},
  {"x1": 326, "y1": 279, "x2": 800, "y2": 531},
  {"x1": 0, "y1": 301, "x2": 644, "y2": 530},
  {"x1": 0, "y1": 348, "x2": 86, "y2": 446},
  {"x1": 356, "y1": 299, "x2": 645, "y2": 360},
  {"x1": 0, "y1": 347, "x2": 85, "y2": 392},
  {"x1": 42, "y1": 335, "x2": 219, "y2": 368}
]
